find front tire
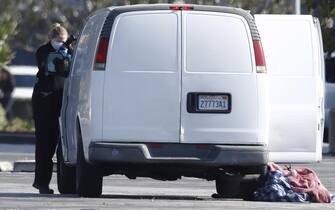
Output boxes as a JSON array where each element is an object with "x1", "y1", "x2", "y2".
[
  {"x1": 76, "y1": 124, "x2": 103, "y2": 197},
  {"x1": 57, "y1": 143, "x2": 76, "y2": 194}
]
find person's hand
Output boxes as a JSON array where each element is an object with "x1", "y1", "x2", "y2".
[{"x1": 54, "y1": 57, "x2": 69, "y2": 74}]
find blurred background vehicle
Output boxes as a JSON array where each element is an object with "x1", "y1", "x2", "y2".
[
  {"x1": 7, "y1": 65, "x2": 37, "y2": 100},
  {"x1": 0, "y1": 66, "x2": 37, "y2": 132},
  {"x1": 324, "y1": 53, "x2": 335, "y2": 142}
]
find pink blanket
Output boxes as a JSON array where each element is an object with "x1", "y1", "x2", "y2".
[{"x1": 267, "y1": 162, "x2": 331, "y2": 203}]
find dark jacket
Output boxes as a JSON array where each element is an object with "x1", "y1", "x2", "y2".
[
  {"x1": 35, "y1": 42, "x2": 70, "y2": 92},
  {"x1": 32, "y1": 42, "x2": 70, "y2": 120}
]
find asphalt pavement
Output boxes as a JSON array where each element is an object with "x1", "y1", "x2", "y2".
[
  {"x1": 0, "y1": 170, "x2": 335, "y2": 209},
  {"x1": 0, "y1": 132, "x2": 35, "y2": 170},
  {"x1": 0, "y1": 135, "x2": 335, "y2": 209}
]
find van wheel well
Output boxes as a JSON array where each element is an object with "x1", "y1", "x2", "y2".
[{"x1": 76, "y1": 119, "x2": 103, "y2": 197}]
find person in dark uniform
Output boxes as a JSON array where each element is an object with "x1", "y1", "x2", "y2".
[{"x1": 32, "y1": 23, "x2": 71, "y2": 194}]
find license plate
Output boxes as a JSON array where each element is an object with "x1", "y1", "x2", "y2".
[{"x1": 197, "y1": 94, "x2": 229, "y2": 111}]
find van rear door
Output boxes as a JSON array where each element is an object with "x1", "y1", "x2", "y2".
[
  {"x1": 255, "y1": 15, "x2": 325, "y2": 162},
  {"x1": 180, "y1": 11, "x2": 260, "y2": 144},
  {"x1": 102, "y1": 11, "x2": 181, "y2": 143}
]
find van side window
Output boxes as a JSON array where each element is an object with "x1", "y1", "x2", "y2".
[
  {"x1": 185, "y1": 13, "x2": 252, "y2": 73},
  {"x1": 110, "y1": 12, "x2": 178, "y2": 72},
  {"x1": 72, "y1": 13, "x2": 106, "y2": 75}
]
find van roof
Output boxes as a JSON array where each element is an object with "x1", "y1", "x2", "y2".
[{"x1": 92, "y1": 4, "x2": 260, "y2": 41}]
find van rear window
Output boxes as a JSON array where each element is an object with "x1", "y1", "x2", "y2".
[
  {"x1": 185, "y1": 13, "x2": 253, "y2": 73},
  {"x1": 110, "y1": 12, "x2": 178, "y2": 72}
]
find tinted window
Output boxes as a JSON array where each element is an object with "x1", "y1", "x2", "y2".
[{"x1": 185, "y1": 13, "x2": 252, "y2": 73}]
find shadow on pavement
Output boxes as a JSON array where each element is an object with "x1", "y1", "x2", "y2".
[
  {"x1": 0, "y1": 193, "x2": 205, "y2": 200},
  {"x1": 102, "y1": 194, "x2": 205, "y2": 200},
  {"x1": 0, "y1": 193, "x2": 78, "y2": 198}
]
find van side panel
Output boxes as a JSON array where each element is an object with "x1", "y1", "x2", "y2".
[
  {"x1": 181, "y1": 11, "x2": 261, "y2": 144},
  {"x1": 255, "y1": 15, "x2": 324, "y2": 162},
  {"x1": 102, "y1": 11, "x2": 181, "y2": 143},
  {"x1": 62, "y1": 12, "x2": 108, "y2": 162},
  {"x1": 257, "y1": 74, "x2": 269, "y2": 145},
  {"x1": 315, "y1": 18, "x2": 325, "y2": 161}
]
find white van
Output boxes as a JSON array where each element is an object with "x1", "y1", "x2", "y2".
[
  {"x1": 255, "y1": 15, "x2": 325, "y2": 162},
  {"x1": 57, "y1": 4, "x2": 268, "y2": 197}
]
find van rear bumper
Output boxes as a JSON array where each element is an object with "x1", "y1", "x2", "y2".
[{"x1": 89, "y1": 142, "x2": 268, "y2": 167}]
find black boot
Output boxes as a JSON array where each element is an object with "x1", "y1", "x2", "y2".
[{"x1": 33, "y1": 183, "x2": 54, "y2": 194}]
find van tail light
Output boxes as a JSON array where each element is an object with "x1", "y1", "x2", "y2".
[
  {"x1": 94, "y1": 37, "x2": 109, "y2": 70},
  {"x1": 181, "y1": 6, "x2": 193, "y2": 10},
  {"x1": 169, "y1": 6, "x2": 180, "y2": 10},
  {"x1": 253, "y1": 40, "x2": 267, "y2": 73}
]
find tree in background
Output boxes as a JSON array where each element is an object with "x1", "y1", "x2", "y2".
[
  {"x1": 0, "y1": 0, "x2": 334, "y2": 59},
  {"x1": 0, "y1": 0, "x2": 310, "y2": 54},
  {"x1": 304, "y1": 0, "x2": 335, "y2": 54},
  {"x1": 0, "y1": 13, "x2": 17, "y2": 68},
  {"x1": 0, "y1": 0, "x2": 113, "y2": 52}
]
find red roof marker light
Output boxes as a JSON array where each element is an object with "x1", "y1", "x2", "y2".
[
  {"x1": 182, "y1": 6, "x2": 193, "y2": 10},
  {"x1": 169, "y1": 6, "x2": 180, "y2": 10},
  {"x1": 169, "y1": 5, "x2": 194, "y2": 10}
]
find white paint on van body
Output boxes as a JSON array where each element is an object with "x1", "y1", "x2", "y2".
[
  {"x1": 181, "y1": 11, "x2": 265, "y2": 144},
  {"x1": 102, "y1": 11, "x2": 182, "y2": 143},
  {"x1": 101, "y1": 10, "x2": 266, "y2": 145},
  {"x1": 255, "y1": 15, "x2": 324, "y2": 162},
  {"x1": 61, "y1": 9, "x2": 323, "y2": 164},
  {"x1": 61, "y1": 10, "x2": 109, "y2": 162}
]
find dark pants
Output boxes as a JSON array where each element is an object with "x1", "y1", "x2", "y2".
[
  {"x1": 32, "y1": 84, "x2": 63, "y2": 188},
  {"x1": 33, "y1": 117, "x2": 59, "y2": 187}
]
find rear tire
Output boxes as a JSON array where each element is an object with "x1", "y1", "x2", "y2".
[
  {"x1": 215, "y1": 174, "x2": 242, "y2": 198},
  {"x1": 57, "y1": 143, "x2": 76, "y2": 194},
  {"x1": 76, "y1": 124, "x2": 103, "y2": 198},
  {"x1": 215, "y1": 172, "x2": 265, "y2": 200}
]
